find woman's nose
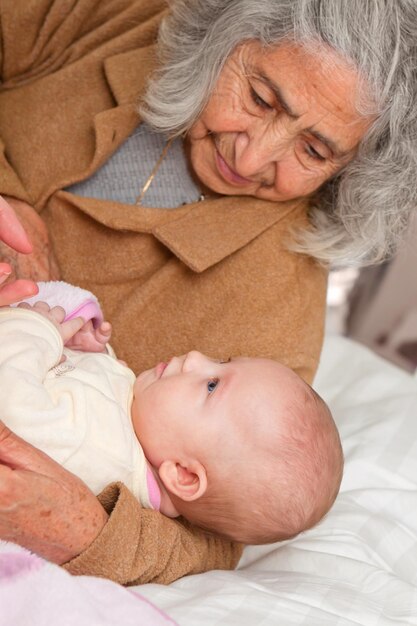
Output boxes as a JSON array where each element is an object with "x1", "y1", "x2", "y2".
[{"x1": 234, "y1": 129, "x2": 290, "y2": 183}]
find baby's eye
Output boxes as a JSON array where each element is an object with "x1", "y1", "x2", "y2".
[{"x1": 207, "y1": 378, "x2": 219, "y2": 394}]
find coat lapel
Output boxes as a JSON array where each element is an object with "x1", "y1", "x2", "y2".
[
  {"x1": 74, "y1": 47, "x2": 159, "y2": 185},
  {"x1": 75, "y1": 45, "x2": 158, "y2": 176}
]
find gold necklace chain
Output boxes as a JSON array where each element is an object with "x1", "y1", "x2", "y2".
[{"x1": 135, "y1": 137, "x2": 175, "y2": 206}]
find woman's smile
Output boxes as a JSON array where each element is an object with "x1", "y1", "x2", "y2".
[{"x1": 215, "y1": 148, "x2": 253, "y2": 186}]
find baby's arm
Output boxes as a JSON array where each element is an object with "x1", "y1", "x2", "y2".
[{"x1": 0, "y1": 304, "x2": 83, "y2": 421}]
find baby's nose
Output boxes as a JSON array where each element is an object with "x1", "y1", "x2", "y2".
[{"x1": 182, "y1": 350, "x2": 207, "y2": 372}]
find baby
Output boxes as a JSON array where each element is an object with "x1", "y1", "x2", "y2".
[{"x1": 0, "y1": 298, "x2": 343, "y2": 545}]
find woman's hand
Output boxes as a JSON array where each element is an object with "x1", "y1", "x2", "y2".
[
  {"x1": 0, "y1": 194, "x2": 33, "y2": 255},
  {"x1": 0, "y1": 195, "x2": 60, "y2": 304},
  {"x1": 0, "y1": 195, "x2": 40, "y2": 305},
  {"x1": 0, "y1": 269, "x2": 38, "y2": 306},
  {"x1": 0, "y1": 421, "x2": 109, "y2": 564}
]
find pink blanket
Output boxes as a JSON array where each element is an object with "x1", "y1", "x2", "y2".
[{"x1": 0, "y1": 541, "x2": 177, "y2": 626}]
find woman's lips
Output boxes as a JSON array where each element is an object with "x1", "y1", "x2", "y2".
[
  {"x1": 155, "y1": 362, "x2": 167, "y2": 378},
  {"x1": 215, "y1": 150, "x2": 253, "y2": 186}
]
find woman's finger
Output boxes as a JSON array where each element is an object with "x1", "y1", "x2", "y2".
[
  {"x1": 0, "y1": 264, "x2": 11, "y2": 285},
  {"x1": 0, "y1": 279, "x2": 38, "y2": 307},
  {"x1": 0, "y1": 195, "x2": 33, "y2": 254},
  {"x1": 0, "y1": 421, "x2": 51, "y2": 473}
]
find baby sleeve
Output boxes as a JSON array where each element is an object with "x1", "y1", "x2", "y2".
[{"x1": 0, "y1": 307, "x2": 63, "y2": 418}]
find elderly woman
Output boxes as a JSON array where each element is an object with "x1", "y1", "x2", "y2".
[{"x1": 0, "y1": 0, "x2": 416, "y2": 585}]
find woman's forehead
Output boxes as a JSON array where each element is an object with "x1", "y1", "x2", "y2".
[
  {"x1": 238, "y1": 39, "x2": 374, "y2": 152},
  {"x1": 246, "y1": 41, "x2": 363, "y2": 104}
]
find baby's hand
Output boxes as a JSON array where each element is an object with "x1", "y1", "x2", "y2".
[
  {"x1": 65, "y1": 319, "x2": 112, "y2": 353},
  {"x1": 18, "y1": 301, "x2": 84, "y2": 344}
]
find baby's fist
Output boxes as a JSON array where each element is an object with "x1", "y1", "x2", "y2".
[{"x1": 65, "y1": 319, "x2": 112, "y2": 353}]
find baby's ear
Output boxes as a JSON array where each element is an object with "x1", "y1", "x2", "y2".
[{"x1": 158, "y1": 460, "x2": 207, "y2": 502}]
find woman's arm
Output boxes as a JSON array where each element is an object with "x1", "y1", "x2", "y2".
[
  {"x1": 65, "y1": 482, "x2": 243, "y2": 585},
  {"x1": 0, "y1": 0, "x2": 165, "y2": 87},
  {"x1": 0, "y1": 421, "x2": 109, "y2": 564},
  {"x1": 0, "y1": 423, "x2": 242, "y2": 583},
  {"x1": 0, "y1": 202, "x2": 106, "y2": 566},
  {"x1": 0, "y1": 0, "x2": 97, "y2": 86}
]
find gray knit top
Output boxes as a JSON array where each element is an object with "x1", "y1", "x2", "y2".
[{"x1": 66, "y1": 124, "x2": 201, "y2": 208}]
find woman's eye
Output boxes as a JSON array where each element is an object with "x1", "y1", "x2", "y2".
[
  {"x1": 250, "y1": 87, "x2": 273, "y2": 111},
  {"x1": 305, "y1": 143, "x2": 326, "y2": 162},
  {"x1": 207, "y1": 378, "x2": 219, "y2": 394}
]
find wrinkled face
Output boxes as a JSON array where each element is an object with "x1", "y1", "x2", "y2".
[
  {"x1": 187, "y1": 40, "x2": 372, "y2": 202},
  {"x1": 131, "y1": 351, "x2": 301, "y2": 469}
]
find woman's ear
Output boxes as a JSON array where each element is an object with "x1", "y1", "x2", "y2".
[{"x1": 158, "y1": 459, "x2": 207, "y2": 502}]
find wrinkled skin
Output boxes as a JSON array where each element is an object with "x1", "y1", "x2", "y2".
[
  {"x1": 0, "y1": 421, "x2": 108, "y2": 564},
  {"x1": 187, "y1": 41, "x2": 372, "y2": 203}
]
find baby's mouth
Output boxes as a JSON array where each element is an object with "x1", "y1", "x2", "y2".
[{"x1": 155, "y1": 362, "x2": 167, "y2": 378}]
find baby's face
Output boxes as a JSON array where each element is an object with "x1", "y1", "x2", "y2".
[{"x1": 131, "y1": 351, "x2": 302, "y2": 469}]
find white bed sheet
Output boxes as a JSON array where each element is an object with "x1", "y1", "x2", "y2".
[{"x1": 2, "y1": 336, "x2": 417, "y2": 625}]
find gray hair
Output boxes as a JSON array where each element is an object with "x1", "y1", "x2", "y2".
[{"x1": 141, "y1": 0, "x2": 417, "y2": 266}]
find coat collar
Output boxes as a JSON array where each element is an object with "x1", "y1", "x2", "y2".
[
  {"x1": 38, "y1": 47, "x2": 155, "y2": 207},
  {"x1": 85, "y1": 46, "x2": 159, "y2": 175},
  {"x1": 59, "y1": 190, "x2": 307, "y2": 274},
  {"x1": 104, "y1": 45, "x2": 158, "y2": 106},
  {"x1": 78, "y1": 45, "x2": 157, "y2": 185},
  {"x1": 152, "y1": 196, "x2": 307, "y2": 272}
]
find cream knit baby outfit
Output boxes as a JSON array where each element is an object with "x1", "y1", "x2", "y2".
[{"x1": 0, "y1": 308, "x2": 155, "y2": 508}]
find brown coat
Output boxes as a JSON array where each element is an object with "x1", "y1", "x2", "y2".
[{"x1": 0, "y1": 0, "x2": 327, "y2": 584}]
